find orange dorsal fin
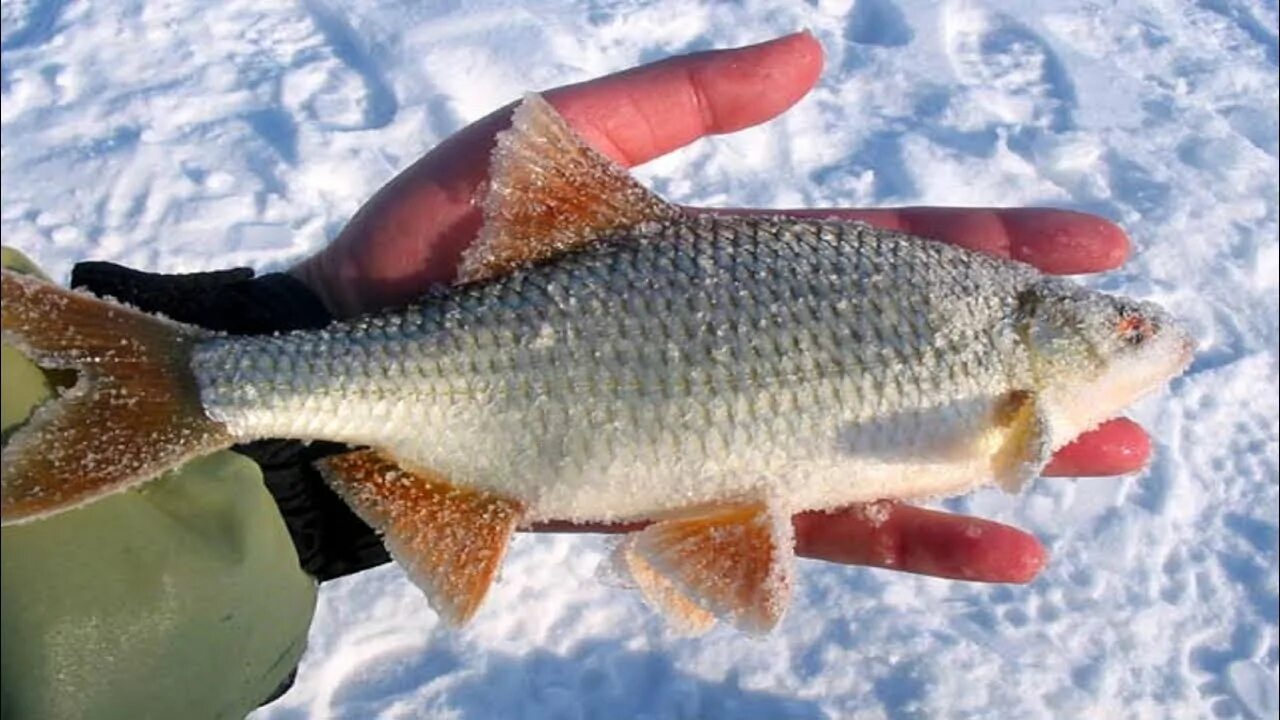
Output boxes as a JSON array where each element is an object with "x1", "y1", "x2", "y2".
[
  {"x1": 317, "y1": 450, "x2": 525, "y2": 625},
  {"x1": 621, "y1": 501, "x2": 794, "y2": 633},
  {"x1": 457, "y1": 93, "x2": 682, "y2": 284}
]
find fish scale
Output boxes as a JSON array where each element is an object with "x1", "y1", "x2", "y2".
[
  {"x1": 191, "y1": 214, "x2": 1036, "y2": 521},
  {"x1": 0, "y1": 92, "x2": 1191, "y2": 630}
]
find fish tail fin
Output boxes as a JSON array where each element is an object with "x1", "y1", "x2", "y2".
[{"x1": 1, "y1": 268, "x2": 233, "y2": 525}]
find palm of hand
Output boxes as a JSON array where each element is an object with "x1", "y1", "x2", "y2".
[{"x1": 290, "y1": 32, "x2": 1150, "y2": 583}]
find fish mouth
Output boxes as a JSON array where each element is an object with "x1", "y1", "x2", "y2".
[
  {"x1": 1176, "y1": 333, "x2": 1196, "y2": 368},
  {"x1": 1163, "y1": 323, "x2": 1197, "y2": 377},
  {"x1": 1045, "y1": 321, "x2": 1194, "y2": 446}
]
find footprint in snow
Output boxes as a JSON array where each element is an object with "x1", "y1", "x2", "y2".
[
  {"x1": 844, "y1": 0, "x2": 914, "y2": 48},
  {"x1": 1196, "y1": 0, "x2": 1280, "y2": 68},
  {"x1": 1, "y1": 0, "x2": 69, "y2": 51},
  {"x1": 291, "y1": 0, "x2": 398, "y2": 132},
  {"x1": 327, "y1": 642, "x2": 463, "y2": 711},
  {"x1": 942, "y1": 2, "x2": 1076, "y2": 132}
]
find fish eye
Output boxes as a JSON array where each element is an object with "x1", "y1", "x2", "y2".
[{"x1": 1115, "y1": 312, "x2": 1153, "y2": 346}]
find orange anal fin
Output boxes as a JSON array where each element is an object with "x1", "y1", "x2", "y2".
[
  {"x1": 615, "y1": 540, "x2": 716, "y2": 635},
  {"x1": 317, "y1": 450, "x2": 524, "y2": 625},
  {"x1": 622, "y1": 501, "x2": 794, "y2": 634}
]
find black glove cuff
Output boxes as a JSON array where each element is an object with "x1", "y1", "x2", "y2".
[
  {"x1": 70, "y1": 261, "x2": 391, "y2": 582},
  {"x1": 70, "y1": 262, "x2": 332, "y2": 334}
]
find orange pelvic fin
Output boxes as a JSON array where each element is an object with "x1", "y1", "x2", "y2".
[
  {"x1": 621, "y1": 501, "x2": 795, "y2": 633},
  {"x1": 317, "y1": 449, "x2": 525, "y2": 625},
  {"x1": 457, "y1": 93, "x2": 681, "y2": 284}
]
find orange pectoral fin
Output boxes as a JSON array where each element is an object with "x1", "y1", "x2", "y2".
[
  {"x1": 317, "y1": 450, "x2": 525, "y2": 625},
  {"x1": 990, "y1": 390, "x2": 1052, "y2": 493},
  {"x1": 621, "y1": 501, "x2": 795, "y2": 634}
]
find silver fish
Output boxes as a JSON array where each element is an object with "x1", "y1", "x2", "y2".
[{"x1": 0, "y1": 94, "x2": 1192, "y2": 632}]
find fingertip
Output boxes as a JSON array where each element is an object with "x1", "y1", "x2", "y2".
[
  {"x1": 976, "y1": 523, "x2": 1047, "y2": 584},
  {"x1": 896, "y1": 510, "x2": 1047, "y2": 583},
  {"x1": 771, "y1": 30, "x2": 826, "y2": 97},
  {"x1": 1095, "y1": 216, "x2": 1132, "y2": 268},
  {"x1": 794, "y1": 504, "x2": 1048, "y2": 584},
  {"x1": 747, "y1": 29, "x2": 824, "y2": 61},
  {"x1": 1044, "y1": 417, "x2": 1151, "y2": 477},
  {"x1": 1002, "y1": 209, "x2": 1131, "y2": 274},
  {"x1": 724, "y1": 30, "x2": 825, "y2": 81},
  {"x1": 681, "y1": 30, "x2": 825, "y2": 135},
  {"x1": 555, "y1": 31, "x2": 825, "y2": 165}
]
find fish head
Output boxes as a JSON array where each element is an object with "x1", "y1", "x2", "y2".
[{"x1": 1018, "y1": 277, "x2": 1194, "y2": 447}]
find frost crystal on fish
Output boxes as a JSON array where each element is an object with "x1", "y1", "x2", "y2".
[
  {"x1": 189, "y1": 212, "x2": 1191, "y2": 524},
  {"x1": 0, "y1": 92, "x2": 1193, "y2": 634}
]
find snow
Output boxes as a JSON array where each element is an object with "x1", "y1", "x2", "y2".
[{"x1": 2, "y1": 0, "x2": 1277, "y2": 718}]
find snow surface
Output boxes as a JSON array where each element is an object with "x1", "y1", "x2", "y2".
[{"x1": 2, "y1": 0, "x2": 1277, "y2": 718}]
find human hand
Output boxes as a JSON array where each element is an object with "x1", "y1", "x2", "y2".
[{"x1": 290, "y1": 31, "x2": 1151, "y2": 584}]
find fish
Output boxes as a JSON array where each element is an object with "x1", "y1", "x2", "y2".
[{"x1": 0, "y1": 93, "x2": 1193, "y2": 632}]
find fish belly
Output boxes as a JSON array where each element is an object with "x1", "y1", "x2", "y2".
[{"x1": 377, "y1": 385, "x2": 1012, "y2": 521}]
